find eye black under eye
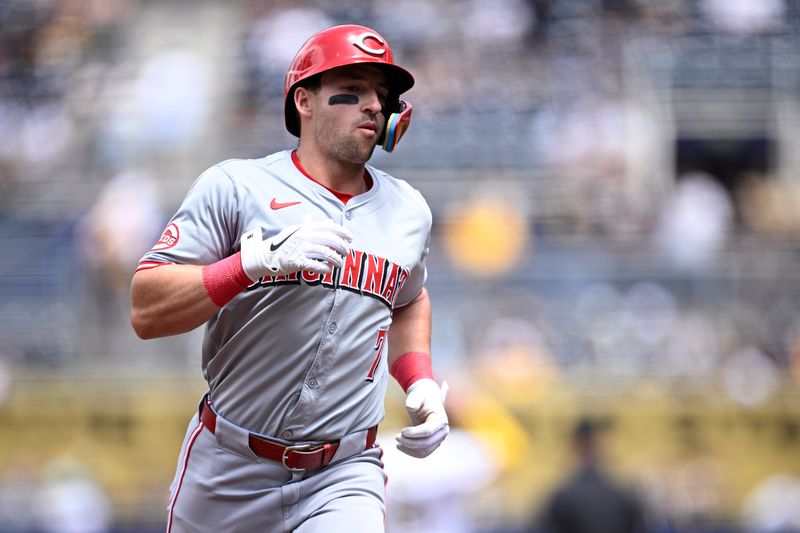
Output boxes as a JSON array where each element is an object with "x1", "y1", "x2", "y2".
[{"x1": 329, "y1": 94, "x2": 359, "y2": 105}]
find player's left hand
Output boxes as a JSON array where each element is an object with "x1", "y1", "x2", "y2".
[{"x1": 396, "y1": 378, "x2": 449, "y2": 458}]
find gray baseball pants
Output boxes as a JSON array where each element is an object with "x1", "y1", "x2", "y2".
[{"x1": 166, "y1": 412, "x2": 386, "y2": 532}]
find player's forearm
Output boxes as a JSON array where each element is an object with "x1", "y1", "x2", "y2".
[
  {"x1": 389, "y1": 287, "x2": 448, "y2": 460},
  {"x1": 387, "y1": 288, "x2": 431, "y2": 367},
  {"x1": 131, "y1": 264, "x2": 221, "y2": 339}
]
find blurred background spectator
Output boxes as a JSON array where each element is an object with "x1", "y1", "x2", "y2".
[
  {"x1": 742, "y1": 470, "x2": 800, "y2": 533},
  {"x1": 531, "y1": 417, "x2": 647, "y2": 533},
  {"x1": 32, "y1": 457, "x2": 112, "y2": 533},
  {"x1": 0, "y1": 0, "x2": 800, "y2": 531}
]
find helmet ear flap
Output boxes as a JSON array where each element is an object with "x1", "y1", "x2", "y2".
[{"x1": 381, "y1": 100, "x2": 413, "y2": 153}]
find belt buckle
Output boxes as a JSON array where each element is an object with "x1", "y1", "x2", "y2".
[{"x1": 281, "y1": 443, "x2": 321, "y2": 472}]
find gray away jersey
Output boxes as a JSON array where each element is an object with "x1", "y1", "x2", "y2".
[{"x1": 138, "y1": 150, "x2": 432, "y2": 442}]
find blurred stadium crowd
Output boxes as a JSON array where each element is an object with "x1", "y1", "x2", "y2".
[{"x1": 1, "y1": 0, "x2": 800, "y2": 531}]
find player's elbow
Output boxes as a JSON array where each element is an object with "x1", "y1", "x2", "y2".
[
  {"x1": 130, "y1": 309, "x2": 159, "y2": 339},
  {"x1": 130, "y1": 271, "x2": 168, "y2": 339},
  {"x1": 130, "y1": 297, "x2": 165, "y2": 339}
]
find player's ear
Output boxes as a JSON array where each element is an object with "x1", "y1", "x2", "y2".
[{"x1": 294, "y1": 87, "x2": 314, "y2": 121}]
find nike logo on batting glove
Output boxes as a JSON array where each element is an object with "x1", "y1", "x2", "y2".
[{"x1": 269, "y1": 228, "x2": 301, "y2": 252}]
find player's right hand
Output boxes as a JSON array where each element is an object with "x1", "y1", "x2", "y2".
[{"x1": 240, "y1": 221, "x2": 353, "y2": 281}]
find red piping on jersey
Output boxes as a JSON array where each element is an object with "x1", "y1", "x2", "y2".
[
  {"x1": 136, "y1": 260, "x2": 173, "y2": 272},
  {"x1": 291, "y1": 150, "x2": 372, "y2": 205}
]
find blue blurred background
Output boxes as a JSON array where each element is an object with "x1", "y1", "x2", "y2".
[{"x1": 1, "y1": 0, "x2": 799, "y2": 531}]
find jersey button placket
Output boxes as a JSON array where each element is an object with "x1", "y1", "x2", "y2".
[
  {"x1": 328, "y1": 322, "x2": 337, "y2": 334},
  {"x1": 308, "y1": 377, "x2": 318, "y2": 389},
  {"x1": 345, "y1": 211, "x2": 353, "y2": 220}
]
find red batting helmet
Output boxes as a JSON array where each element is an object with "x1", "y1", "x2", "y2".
[{"x1": 284, "y1": 24, "x2": 415, "y2": 152}]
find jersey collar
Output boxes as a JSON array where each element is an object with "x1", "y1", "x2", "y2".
[{"x1": 291, "y1": 150, "x2": 373, "y2": 205}]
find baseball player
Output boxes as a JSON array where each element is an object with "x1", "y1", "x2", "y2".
[{"x1": 130, "y1": 25, "x2": 449, "y2": 532}]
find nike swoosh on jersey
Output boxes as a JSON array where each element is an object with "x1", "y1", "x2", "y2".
[
  {"x1": 270, "y1": 198, "x2": 302, "y2": 210},
  {"x1": 269, "y1": 228, "x2": 301, "y2": 252}
]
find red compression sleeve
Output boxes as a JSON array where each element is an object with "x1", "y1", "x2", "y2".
[
  {"x1": 390, "y1": 352, "x2": 435, "y2": 393},
  {"x1": 201, "y1": 252, "x2": 253, "y2": 307}
]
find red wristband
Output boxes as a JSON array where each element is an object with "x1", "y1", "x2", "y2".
[
  {"x1": 201, "y1": 252, "x2": 253, "y2": 307},
  {"x1": 390, "y1": 352, "x2": 434, "y2": 393}
]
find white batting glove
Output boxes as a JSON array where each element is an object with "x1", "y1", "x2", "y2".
[
  {"x1": 396, "y1": 378, "x2": 450, "y2": 458},
  {"x1": 240, "y1": 221, "x2": 353, "y2": 281}
]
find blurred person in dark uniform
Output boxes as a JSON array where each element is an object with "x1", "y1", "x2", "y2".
[{"x1": 531, "y1": 418, "x2": 647, "y2": 533}]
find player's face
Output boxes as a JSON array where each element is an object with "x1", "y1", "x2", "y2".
[{"x1": 311, "y1": 65, "x2": 389, "y2": 165}]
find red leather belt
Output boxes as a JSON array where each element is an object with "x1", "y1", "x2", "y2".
[{"x1": 200, "y1": 400, "x2": 377, "y2": 472}]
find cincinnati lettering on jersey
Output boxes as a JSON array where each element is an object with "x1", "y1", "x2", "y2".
[{"x1": 246, "y1": 249, "x2": 409, "y2": 309}]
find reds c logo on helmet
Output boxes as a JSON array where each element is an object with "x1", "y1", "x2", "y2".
[
  {"x1": 283, "y1": 24, "x2": 415, "y2": 152},
  {"x1": 352, "y1": 31, "x2": 386, "y2": 56}
]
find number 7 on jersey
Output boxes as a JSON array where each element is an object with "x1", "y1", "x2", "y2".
[{"x1": 366, "y1": 328, "x2": 388, "y2": 382}]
